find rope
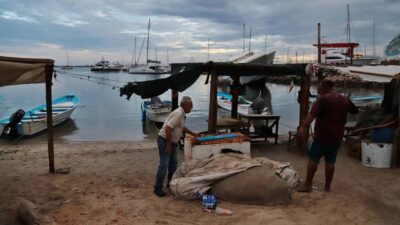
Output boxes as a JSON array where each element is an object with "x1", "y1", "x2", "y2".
[
  {"x1": 55, "y1": 69, "x2": 132, "y2": 84},
  {"x1": 55, "y1": 70, "x2": 126, "y2": 89}
]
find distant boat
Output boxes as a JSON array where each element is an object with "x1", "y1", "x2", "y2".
[
  {"x1": 61, "y1": 52, "x2": 73, "y2": 70},
  {"x1": 217, "y1": 92, "x2": 269, "y2": 116},
  {"x1": 0, "y1": 95, "x2": 79, "y2": 136},
  {"x1": 141, "y1": 97, "x2": 171, "y2": 127},
  {"x1": 91, "y1": 57, "x2": 121, "y2": 72},
  {"x1": 310, "y1": 94, "x2": 383, "y2": 107},
  {"x1": 129, "y1": 63, "x2": 169, "y2": 74},
  {"x1": 323, "y1": 50, "x2": 380, "y2": 66}
]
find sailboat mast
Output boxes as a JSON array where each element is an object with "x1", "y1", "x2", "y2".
[
  {"x1": 66, "y1": 52, "x2": 70, "y2": 66},
  {"x1": 373, "y1": 18, "x2": 376, "y2": 56},
  {"x1": 248, "y1": 26, "x2": 252, "y2": 52},
  {"x1": 207, "y1": 38, "x2": 210, "y2": 61},
  {"x1": 134, "y1": 37, "x2": 137, "y2": 65},
  {"x1": 146, "y1": 18, "x2": 150, "y2": 64},
  {"x1": 347, "y1": 4, "x2": 351, "y2": 44},
  {"x1": 155, "y1": 47, "x2": 158, "y2": 63},
  {"x1": 130, "y1": 36, "x2": 136, "y2": 66},
  {"x1": 167, "y1": 49, "x2": 169, "y2": 65},
  {"x1": 243, "y1": 23, "x2": 246, "y2": 53}
]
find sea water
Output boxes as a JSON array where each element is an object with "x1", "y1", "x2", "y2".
[{"x1": 0, "y1": 67, "x2": 383, "y2": 142}]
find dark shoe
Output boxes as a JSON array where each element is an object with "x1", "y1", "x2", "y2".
[{"x1": 154, "y1": 189, "x2": 167, "y2": 197}]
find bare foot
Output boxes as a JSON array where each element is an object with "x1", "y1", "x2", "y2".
[
  {"x1": 324, "y1": 186, "x2": 331, "y2": 192},
  {"x1": 297, "y1": 184, "x2": 313, "y2": 192}
]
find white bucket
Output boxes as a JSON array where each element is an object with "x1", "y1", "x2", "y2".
[{"x1": 361, "y1": 141, "x2": 392, "y2": 168}]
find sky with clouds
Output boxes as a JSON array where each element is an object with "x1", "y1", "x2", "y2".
[{"x1": 0, "y1": 0, "x2": 399, "y2": 65}]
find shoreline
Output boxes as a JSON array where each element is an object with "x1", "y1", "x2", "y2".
[{"x1": 1, "y1": 140, "x2": 400, "y2": 225}]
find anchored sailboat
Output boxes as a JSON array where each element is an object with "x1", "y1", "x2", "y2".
[
  {"x1": 61, "y1": 52, "x2": 73, "y2": 70},
  {"x1": 129, "y1": 18, "x2": 169, "y2": 74}
]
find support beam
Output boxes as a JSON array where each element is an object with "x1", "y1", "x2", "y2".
[
  {"x1": 171, "y1": 90, "x2": 179, "y2": 111},
  {"x1": 231, "y1": 75, "x2": 240, "y2": 118},
  {"x1": 45, "y1": 65, "x2": 54, "y2": 173},
  {"x1": 297, "y1": 74, "x2": 310, "y2": 156},
  {"x1": 208, "y1": 69, "x2": 218, "y2": 133},
  {"x1": 317, "y1": 23, "x2": 321, "y2": 64}
]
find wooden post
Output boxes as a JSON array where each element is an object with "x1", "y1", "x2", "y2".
[
  {"x1": 45, "y1": 65, "x2": 55, "y2": 173},
  {"x1": 171, "y1": 90, "x2": 179, "y2": 111},
  {"x1": 350, "y1": 47, "x2": 353, "y2": 65},
  {"x1": 317, "y1": 23, "x2": 321, "y2": 64},
  {"x1": 231, "y1": 75, "x2": 240, "y2": 118},
  {"x1": 297, "y1": 73, "x2": 310, "y2": 155},
  {"x1": 208, "y1": 68, "x2": 218, "y2": 133}
]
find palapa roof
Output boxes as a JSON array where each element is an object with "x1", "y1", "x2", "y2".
[{"x1": 0, "y1": 56, "x2": 54, "y2": 87}]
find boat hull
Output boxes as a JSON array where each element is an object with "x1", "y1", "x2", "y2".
[
  {"x1": 142, "y1": 100, "x2": 171, "y2": 125},
  {"x1": 0, "y1": 95, "x2": 79, "y2": 136},
  {"x1": 217, "y1": 92, "x2": 269, "y2": 116}
]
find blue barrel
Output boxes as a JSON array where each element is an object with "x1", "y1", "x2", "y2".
[{"x1": 370, "y1": 127, "x2": 394, "y2": 143}]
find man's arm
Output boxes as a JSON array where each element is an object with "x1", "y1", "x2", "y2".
[
  {"x1": 183, "y1": 127, "x2": 199, "y2": 137},
  {"x1": 348, "y1": 99, "x2": 359, "y2": 114},
  {"x1": 297, "y1": 112, "x2": 315, "y2": 139}
]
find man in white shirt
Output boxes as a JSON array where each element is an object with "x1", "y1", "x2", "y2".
[{"x1": 154, "y1": 96, "x2": 198, "y2": 197}]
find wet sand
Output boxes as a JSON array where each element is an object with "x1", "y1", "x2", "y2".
[{"x1": 1, "y1": 140, "x2": 400, "y2": 225}]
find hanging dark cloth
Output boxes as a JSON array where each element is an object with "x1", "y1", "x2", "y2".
[{"x1": 120, "y1": 63, "x2": 209, "y2": 100}]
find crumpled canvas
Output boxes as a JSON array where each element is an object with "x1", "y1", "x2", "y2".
[
  {"x1": 170, "y1": 153, "x2": 300, "y2": 199},
  {"x1": 170, "y1": 153, "x2": 261, "y2": 199}
]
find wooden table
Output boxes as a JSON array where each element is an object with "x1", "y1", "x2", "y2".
[
  {"x1": 239, "y1": 114, "x2": 280, "y2": 143},
  {"x1": 215, "y1": 117, "x2": 247, "y2": 133}
]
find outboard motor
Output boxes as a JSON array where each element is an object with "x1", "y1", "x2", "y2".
[
  {"x1": 251, "y1": 97, "x2": 267, "y2": 114},
  {"x1": 2, "y1": 109, "x2": 25, "y2": 138}
]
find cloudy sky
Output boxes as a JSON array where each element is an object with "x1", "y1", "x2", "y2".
[{"x1": 0, "y1": 0, "x2": 399, "y2": 65}]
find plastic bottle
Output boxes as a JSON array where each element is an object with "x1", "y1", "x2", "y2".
[
  {"x1": 215, "y1": 207, "x2": 233, "y2": 215},
  {"x1": 249, "y1": 124, "x2": 255, "y2": 133}
]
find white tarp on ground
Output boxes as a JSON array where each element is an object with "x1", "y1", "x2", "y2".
[
  {"x1": 170, "y1": 153, "x2": 300, "y2": 199},
  {"x1": 0, "y1": 56, "x2": 53, "y2": 87}
]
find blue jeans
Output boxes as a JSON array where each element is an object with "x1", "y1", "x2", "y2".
[{"x1": 154, "y1": 136, "x2": 177, "y2": 191}]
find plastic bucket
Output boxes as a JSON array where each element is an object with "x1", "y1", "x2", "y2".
[{"x1": 361, "y1": 141, "x2": 392, "y2": 168}]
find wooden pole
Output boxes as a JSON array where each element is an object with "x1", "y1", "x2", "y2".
[
  {"x1": 231, "y1": 75, "x2": 240, "y2": 118},
  {"x1": 317, "y1": 23, "x2": 321, "y2": 64},
  {"x1": 297, "y1": 73, "x2": 310, "y2": 155},
  {"x1": 171, "y1": 90, "x2": 179, "y2": 111},
  {"x1": 45, "y1": 65, "x2": 55, "y2": 173},
  {"x1": 208, "y1": 68, "x2": 218, "y2": 133},
  {"x1": 350, "y1": 47, "x2": 353, "y2": 65}
]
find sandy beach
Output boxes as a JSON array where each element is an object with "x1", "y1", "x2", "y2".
[{"x1": 1, "y1": 139, "x2": 400, "y2": 225}]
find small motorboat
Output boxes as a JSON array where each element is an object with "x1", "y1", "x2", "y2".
[
  {"x1": 141, "y1": 96, "x2": 171, "y2": 127},
  {"x1": 217, "y1": 92, "x2": 269, "y2": 116},
  {"x1": 0, "y1": 94, "x2": 79, "y2": 136}
]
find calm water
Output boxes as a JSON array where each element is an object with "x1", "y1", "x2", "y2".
[{"x1": 0, "y1": 67, "x2": 383, "y2": 142}]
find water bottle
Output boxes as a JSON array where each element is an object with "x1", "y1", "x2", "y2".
[
  {"x1": 215, "y1": 207, "x2": 233, "y2": 215},
  {"x1": 249, "y1": 124, "x2": 255, "y2": 133}
]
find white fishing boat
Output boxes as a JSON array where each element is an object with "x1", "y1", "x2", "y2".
[
  {"x1": 0, "y1": 95, "x2": 79, "y2": 136},
  {"x1": 217, "y1": 92, "x2": 269, "y2": 116},
  {"x1": 141, "y1": 97, "x2": 171, "y2": 127}
]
